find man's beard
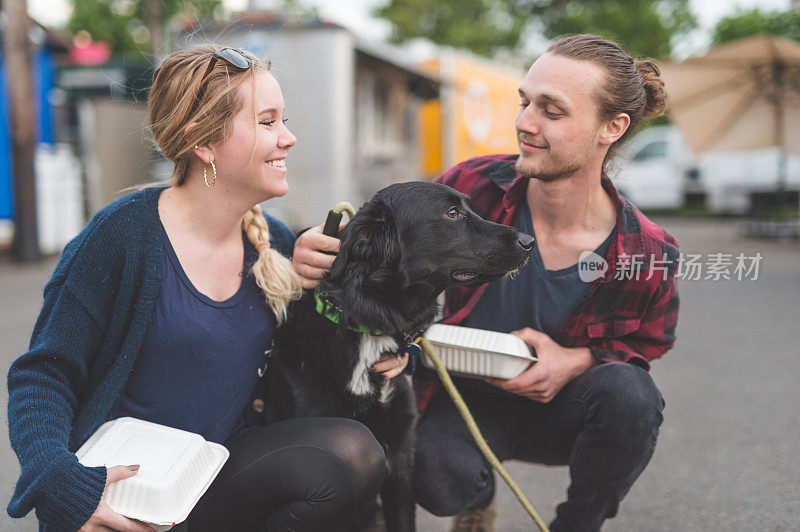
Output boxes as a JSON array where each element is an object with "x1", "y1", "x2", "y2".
[{"x1": 515, "y1": 152, "x2": 582, "y2": 182}]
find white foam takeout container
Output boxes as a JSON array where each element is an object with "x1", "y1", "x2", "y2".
[
  {"x1": 76, "y1": 417, "x2": 229, "y2": 531},
  {"x1": 422, "y1": 324, "x2": 537, "y2": 380}
]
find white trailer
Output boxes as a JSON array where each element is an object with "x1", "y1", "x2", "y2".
[{"x1": 613, "y1": 125, "x2": 800, "y2": 214}]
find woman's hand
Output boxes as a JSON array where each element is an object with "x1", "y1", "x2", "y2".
[
  {"x1": 80, "y1": 465, "x2": 155, "y2": 532},
  {"x1": 371, "y1": 352, "x2": 410, "y2": 380},
  {"x1": 292, "y1": 223, "x2": 342, "y2": 289}
]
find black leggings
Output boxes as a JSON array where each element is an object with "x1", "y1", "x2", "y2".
[{"x1": 184, "y1": 417, "x2": 386, "y2": 532}]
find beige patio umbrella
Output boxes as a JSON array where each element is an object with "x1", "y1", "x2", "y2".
[{"x1": 659, "y1": 35, "x2": 800, "y2": 189}]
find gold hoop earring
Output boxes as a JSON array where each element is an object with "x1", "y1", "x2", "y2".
[{"x1": 204, "y1": 160, "x2": 217, "y2": 187}]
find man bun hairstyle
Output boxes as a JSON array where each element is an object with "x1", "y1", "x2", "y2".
[
  {"x1": 547, "y1": 34, "x2": 669, "y2": 179},
  {"x1": 635, "y1": 59, "x2": 668, "y2": 119},
  {"x1": 147, "y1": 45, "x2": 302, "y2": 322}
]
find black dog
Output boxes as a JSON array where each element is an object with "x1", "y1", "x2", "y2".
[{"x1": 266, "y1": 181, "x2": 534, "y2": 531}]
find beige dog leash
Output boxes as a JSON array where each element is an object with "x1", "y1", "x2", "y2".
[{"x1": 419, "y1": 338, "x2": 550, "y2": 532}]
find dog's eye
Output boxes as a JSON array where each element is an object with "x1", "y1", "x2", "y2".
[{"x1": 446, "y1": 208, "x2": 459, "y2": 219}]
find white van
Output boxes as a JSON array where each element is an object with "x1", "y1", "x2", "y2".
[{"x1": 613, "y1": 125, "x2": 690, "y2": 210}]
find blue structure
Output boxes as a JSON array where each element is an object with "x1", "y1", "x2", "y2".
[{"x1": 0, "y1": 49, "x2": 56, "y2": 220}]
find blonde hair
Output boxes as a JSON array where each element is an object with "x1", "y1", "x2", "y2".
[{"x1": 148, "y1": 44, "x2": 302, "y2": 322}]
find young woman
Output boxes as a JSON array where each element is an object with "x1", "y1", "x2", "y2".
[{"x1": 6, "y1": 46, "x2": 398, "y2": 532}]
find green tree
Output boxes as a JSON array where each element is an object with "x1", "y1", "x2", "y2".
[
  {"x1": 374, "y1": 0, "x2": 698, "y2": 59},
  {"x1": 712, "y1": 8, "x2": 800, "y2": 45},
  {"x1": 374, "y1": 0, "x2": 528, "y2": 57},
  {"x1": 67, "y1": 0, "x2": 223, "y2": 57},
  {"x1": 535, "y1": 0, "x2": 697, "y2": 58}
]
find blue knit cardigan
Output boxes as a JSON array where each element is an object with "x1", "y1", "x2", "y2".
[{"x1": 6, "y1": 186, "x2": 296, "y2": 531}]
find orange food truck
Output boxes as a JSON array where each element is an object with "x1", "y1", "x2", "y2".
[{"x1": 417, "y1": 50, "x2": 525, "y2": 178}]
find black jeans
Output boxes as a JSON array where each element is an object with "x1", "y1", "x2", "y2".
[
  {"x1": 181, "y1": 417, "x2": 386, "y2": 531},
  {"x1": 413, "y1": 363, "x2": 665, "y2": 532}
]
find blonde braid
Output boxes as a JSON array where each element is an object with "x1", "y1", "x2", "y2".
[{"x1": 242, "y1": 206, "x2": 303, "y2": 323}]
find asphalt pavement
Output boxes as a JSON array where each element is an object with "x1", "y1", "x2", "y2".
[{"x1": 1, "y1": 217, "x2": 798, "y2": 531}]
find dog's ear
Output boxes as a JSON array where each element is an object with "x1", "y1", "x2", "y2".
[{"x1": 328, "y1": 198, "x2": 400, "y2": 284}]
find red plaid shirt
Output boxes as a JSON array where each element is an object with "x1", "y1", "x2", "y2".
[{"x1": 416, "y1": 154, "x2": 680, "y2": 408}]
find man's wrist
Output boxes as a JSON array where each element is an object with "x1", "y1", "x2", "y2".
[{"x1": 569, "y1": 347, "x2": 599, "y2": 376}]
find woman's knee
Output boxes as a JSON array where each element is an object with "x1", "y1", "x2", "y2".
[
  {"x1": 316, "y1": 418, "x2": 387, "y2": 496},
  {"x1": 586, "y1": 363, "x2": 665, "y2": 440},
  {"x1": 190, "y1": 418, "x2": 386, "y2": 532}
]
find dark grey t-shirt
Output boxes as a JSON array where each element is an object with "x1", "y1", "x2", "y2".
[{"x1": 463, "y1": 199, "x2": 615, "y2": 337}]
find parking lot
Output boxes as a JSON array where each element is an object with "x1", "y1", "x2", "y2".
[{"x1": 2, "y1": 217, "x2": 798, "y2": 531}]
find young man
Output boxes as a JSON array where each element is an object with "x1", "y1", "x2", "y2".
[
  {"x1": 292, "y1": 34, "x2": 679, "y2": 532},
  {"x1": 410, "y1": 35, "x2": 680, "y2": 532}
]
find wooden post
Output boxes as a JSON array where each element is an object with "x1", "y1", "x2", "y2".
[
  {"x1": 144, "y1": 0, "x2": 164, "y2": 59},
  {"x1": 2, "y1": 0, "x2": 40, "y2": 261}
]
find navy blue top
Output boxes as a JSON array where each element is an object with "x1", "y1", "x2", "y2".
[
  {"x1": 115, "y1": 220, "x2": 275, "y2": 445},
  {"x1": 464, "y1": 197, "x2": 615, "y2": 337}
]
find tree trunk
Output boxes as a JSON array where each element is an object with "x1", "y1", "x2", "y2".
[
  {"x1": 2, "y1": 0, "x2": 40, "y2": 261},
  {"x1": 145, "y1": 0, "x2": 164, "y2": 60}
]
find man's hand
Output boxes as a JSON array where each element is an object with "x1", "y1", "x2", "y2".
[
  {"x1": 80, "y1": 465, "x2": 155, "y2": 532},
  {"x1": 292, "y1": 223, "x2": 343, "y2": 289},
  {"x1": 371, "y1": 352, "x2": 410, "y2": 380},
  {"x1": 485, "y1": 328, "x2": 599, "y2": 403}
]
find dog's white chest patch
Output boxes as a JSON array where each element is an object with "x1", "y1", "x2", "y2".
[{"x1": 348, "y1": 335, "x2": 398, "y2": 396}]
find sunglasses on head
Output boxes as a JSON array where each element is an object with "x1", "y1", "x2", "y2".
[{"x1": 201, "y1": 47, "x2": 254, "y2": 81}]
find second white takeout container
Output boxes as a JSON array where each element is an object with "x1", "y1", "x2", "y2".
[
  {"x1": 422, "y1": 324, "x2": 537, "y2": 379},
  {"x1": 76, "y1": 417, "x2": 229, "y2": 531}
]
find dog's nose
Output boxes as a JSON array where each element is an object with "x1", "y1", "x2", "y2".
[{"x1": 517, "y1": 233, "x2": 535, "y2": 251}]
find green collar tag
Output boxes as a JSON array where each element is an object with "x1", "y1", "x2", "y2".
[{"x1": 314, "y1": 291, "x2": 383, "y2": 336}]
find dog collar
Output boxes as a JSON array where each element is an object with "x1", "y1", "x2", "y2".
[
  {"x1": 313, "y1": 291, "x2": 427, "y2": 347},
  {"x1": 314, "y1": 291, "x2": 384, "y2": 336}
]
